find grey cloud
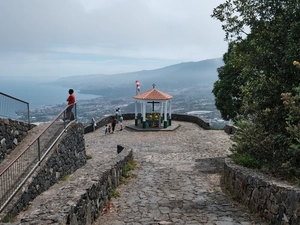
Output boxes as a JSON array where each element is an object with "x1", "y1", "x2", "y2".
[{"x1": 0, "y1": 0, "x2": 227, "y2": 77}]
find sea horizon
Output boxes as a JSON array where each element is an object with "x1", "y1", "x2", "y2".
[{"x1": 1, "y1": 78, "x2": 100, "y2": 109}]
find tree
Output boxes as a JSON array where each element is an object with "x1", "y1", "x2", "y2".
[
  {"x1": 212, "y1": 0, "x2": 300, "y2": 176},
  {"x1": 212, "y1": 42, "x2": 244, "y2": 121}
]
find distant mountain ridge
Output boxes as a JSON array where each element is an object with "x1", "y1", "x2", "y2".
[{"x1": 54, "y1": 58, "x2": 223, "y2": 97}]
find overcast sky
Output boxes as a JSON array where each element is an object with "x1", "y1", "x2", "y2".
[{"x1": 0, "y1": 0, "x2": 228, "y2": 80}]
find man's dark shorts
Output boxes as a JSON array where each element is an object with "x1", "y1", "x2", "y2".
[{"x1": 66, "y1": 106, "x2": 73, "y2": 113}]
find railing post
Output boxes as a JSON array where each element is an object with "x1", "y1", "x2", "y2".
[
  {"x1": 63, "y1": 110, "x2": 66, "y2": 128},
  {"x1": 38, "y1": 137, "x2": 41, "y2": 165},
  {"x1": 74, "y1": 103, "x2": 77, "y2": 121},
  {"x1": 27, "y1": 103, "x2": 30, "y2": 124}
]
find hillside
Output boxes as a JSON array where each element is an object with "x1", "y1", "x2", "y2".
[{"x1": 53, "y1": 58, "x2": 223, "y2": 97}]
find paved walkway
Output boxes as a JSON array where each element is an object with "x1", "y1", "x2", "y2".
[{"x1": 84, "y1": 120, "x2": 267, "y2": 225}]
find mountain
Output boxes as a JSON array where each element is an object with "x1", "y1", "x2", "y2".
[{"x1": 53, "y1": 58, "x2": 223, "y2": 97}]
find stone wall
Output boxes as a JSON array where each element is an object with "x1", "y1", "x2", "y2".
[
  {"x1": 0, "y1": 118, "x2": 35, "y2": 163},
  {"x1": 1, "y1": 122, "x2": 86, "y2": 221},
  {"x1": 223, "y1": 158, "x2": 300, "y2": 224},
  {"x1": 223, "y1": 124, "x2": 237, "y2": 134},
  {"x1": 15, "y1": 148, "x2": 133, "y2": 225},
  {"x1": 84, "y1": 113, "x2": 136, "y2": 133},
  {"x1": 171, "y1": 113, "x2": 210, "y2": 129},
  {"x1": 84, "y1": 113, "x2": 209, "y2": 133}
]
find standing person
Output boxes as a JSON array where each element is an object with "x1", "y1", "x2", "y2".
[
  {"x1": 66, "y1": 89, "x2": 75, "y2": 122},
  {"x1": 104, "y1": 125, "x2": 108, "y2": 135},
  {"x1": 91, "y1": 118, "x2": 96, "y2": 131},
  {"x1": 115, "y1": 108, "x2": 120, "y2": 121},
  {"x1": 117, "y1": 107, "x2": 121, "y2": 120},
  {"x1": 119, "y1": 115, "x2": 123, "y2": 131},
  {"x1": 111, "y1": 117, "x2": 118, "y2": 133}
]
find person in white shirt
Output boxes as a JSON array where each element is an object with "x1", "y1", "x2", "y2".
[{"x1": 119, "y1": 115, "x2": 123, "y2": 131}]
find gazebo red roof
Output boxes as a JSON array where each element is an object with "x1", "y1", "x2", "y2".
[{"x1": 134, "y1": 88, "x2": 173, "y2": 100}]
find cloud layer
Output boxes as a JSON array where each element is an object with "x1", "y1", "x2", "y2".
[{"x1": 0, "y1": 0, "x2": 227, "y2": 79}]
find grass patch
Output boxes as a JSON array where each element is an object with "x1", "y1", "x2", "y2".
[
  {"x1": 2, "y1": 215, "x2": 16, "y2": 223},
  {"x1": 60, "y1": 174, "x2": 69, "y2": 181},
  {"x1": 122, "y1": 158, "x2": 137, "y2": 178},
  {"x1": 108, "y1": 188, "x2": 120, "y2": 198},
  {"x1": 22, "y1": 204, "x2": 30, "y2": 211},
  {"x1": 119, "y1": 176, "x2": 129, "y2": 185},
  {"x1": 233, "y1": 153, "x2": 264, "y2": 169}
]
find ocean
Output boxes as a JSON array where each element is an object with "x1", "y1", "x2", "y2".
[{"x1": 0, "y1": 78, "x2": 100, "y2": 109}]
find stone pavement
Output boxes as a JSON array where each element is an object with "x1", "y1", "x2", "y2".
[{"x1": 84, "y1": 120, "x2": 267, "y2": 225}]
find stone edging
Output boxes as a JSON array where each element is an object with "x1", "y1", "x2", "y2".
[
  {"x1": 223, "y1": 158, "x2": 300, "y2": 224},
  {"x1": 223, "y1": 124, "x2": 237, "y2": 134},
  {"x1": 84, "y1": 113, "x2": 209, "y2": 133},
  {"x1": 0, "y1": 122, "x2": 86, "y2": 222},
  {"x1": 15, "y1": 148, "x2": 133, "y2": 224}
]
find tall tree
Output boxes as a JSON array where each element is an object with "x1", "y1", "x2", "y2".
[
  {"x1": 212, "y1": 0, "x2": 300, "y2": 174},
  {"x1": 212, "y1": 42, "x2": 244, "y2": 121}
]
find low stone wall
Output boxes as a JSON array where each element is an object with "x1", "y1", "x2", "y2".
[
  {"x1": 15, "y1": 148, "x2": 133, "y2": 225},
  {"x1": 84, "y1": 113, "x2": 209, "y2": 133},
  {"x1": 84, "y1": 113, "x2": 136, "y2": 133},
  {"x1": 0, "y1": 118, "x2": 35, "y2": 163},
  {"x1": 171, "y1": 113, "x2": 210, "y2": 129},
  {"x1": 1, "y1": 122, "x2": 86, "y2": 221},
  {"x1": 224, "y1": 124, "x2": 237, "y2": 134},
  {"x1": 223, "y1": 158, "x2": 300, "y2": 224}
]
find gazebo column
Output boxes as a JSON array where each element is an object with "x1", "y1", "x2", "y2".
[
  {"x1": 160, "y1": 102, "x2": 163, "y2": 123},
  {"x1": 142, "y1": 102, "x2": 146, "y2": 128},
  {"x1": 169, "y1": 100, "x2": 172, "y2": 126},
  {"x1": 135, "y1": 101, "x2": 138, "y2": 126},
  {"x1": 140, "y1": 101, "x2": 143, "y2": 123},
  {"x1": 164, "y1": 100, "x2": 168, "y2": 128}
]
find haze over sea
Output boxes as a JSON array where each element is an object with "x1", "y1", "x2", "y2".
[{"x1": 1, "y1": 77, "x2": 100, "y2": 109}]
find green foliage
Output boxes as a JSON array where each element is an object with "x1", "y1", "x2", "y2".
[
  {"x1": 212, "y1": 42, "x2": 244, "y2": 121},
  {"x1": 60, "y1": 174, "x2": 69, "y2": 181},
  {"x1": 231, "y1": 120, "x2": 271, "y2": 168},
  {"x1": 122, "y1": 158, "x2": 137, "y2": 178},
  {"x1": 108, "y1": 188, "x2": 120, "y2": 198},
  {"x1": 234, "y1": 153, "x2": 264, "y2": 170},
  {"x1": 212, "y1": 1, "x2": 300, "y2": 179},
  {"x1": 2, "y1": 216, "x2": 16, "y2": 223},
  {"x1": 119, "y1": 176, "x2": 129, "y2": 185}
]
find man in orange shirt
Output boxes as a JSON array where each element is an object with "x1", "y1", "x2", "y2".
[{"x1": 66, "y1": 89, "x2": 75, "y2": 122}]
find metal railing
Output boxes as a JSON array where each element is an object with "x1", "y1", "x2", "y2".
[
  {"x1": 0, "y1": 103, "x2": 77, "y2": 213},
  {"x1": 0, "y1": 92, "x2": 30, "y2": 124}
]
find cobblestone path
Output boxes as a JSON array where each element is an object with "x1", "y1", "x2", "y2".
[{"x1": 85, "y1": 120, "x2": 267, "y2": 225}]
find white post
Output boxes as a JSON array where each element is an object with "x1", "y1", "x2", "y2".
[
  {"x1": 164, "y1": 100, "x2": 168, "y2": 128},
  {"x1": 169, "y1": 99, "x2": 172, "y2": 126},
  {"x1": 169, "y1": 100, "x2": 172, "y2": 118},
  {"x1": 135, "y1": 100, "x2": 138, "y2": 126},
  {"x1": 160, "y1": 101, "x2": 163, "y2": 127},
  {"x1": 135, "y1": 101, "x2": 137, "y2": 118},
  {"x1": 142, "y1": 101, "x2": 146, "y2": 128}
]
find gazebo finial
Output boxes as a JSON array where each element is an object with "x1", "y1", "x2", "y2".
[{"x1": 152, "y1": 83, "x2": 156, "y2": 89}]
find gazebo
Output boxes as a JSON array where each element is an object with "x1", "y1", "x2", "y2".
[{"x1": 133, "y1": 85, "x2": 173, "y2": 129}]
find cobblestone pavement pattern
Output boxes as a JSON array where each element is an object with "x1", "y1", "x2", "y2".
[{"x1": 85, "y1": 120, "x2": 267, "y2": 225}]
